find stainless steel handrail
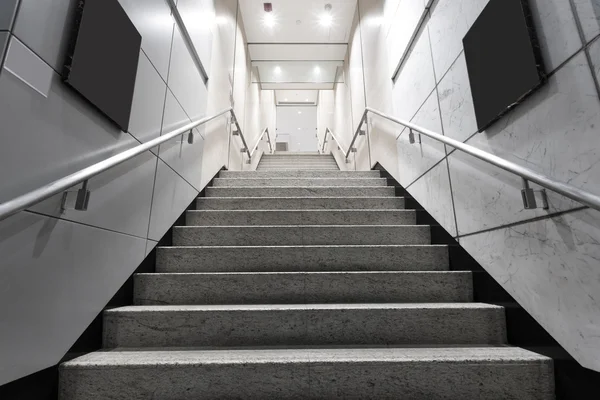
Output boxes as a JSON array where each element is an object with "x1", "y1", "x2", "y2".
[
  {"x1": 322, "y1": 127, "x2": 350, "y2": 159},
  {"x1": 0, "y1": 107, "x2": 248, "y2": 222},
  {"x1": 248, "y1": 127, "x2": 274, "y2": 161},
  {"x1": 347, "y1": 107, "x2": 600, "y2": 212}
]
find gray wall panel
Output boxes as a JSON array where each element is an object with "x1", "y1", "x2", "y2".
[
  {"x1": 117, "y1": 0, "x2": 175, "y2": 81},
  {"x1": 168, "y1": 24, "x2": 209, "y2": 122},
  {"x1": 12, "y1": 0, "x2": 77, "y2": 71},
  {"x1": 0, "y1": 0, "x2": 18, "y2": 31},
  {"x1": 0, "y1": 212, "x2": 147, "y2": 385},
  {"x1": 147, "y1": 158, "x2": 199, "y2": 241},
  {"x1": 159, "y1": 90, "x2": 206, "y2": 190},
  {"x1": 128, "y1": 51, "x2": 168, "y2": 143}
]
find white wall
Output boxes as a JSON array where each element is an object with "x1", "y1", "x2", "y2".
[
  {"x1": 0, "y1": 0, "x2": 269, "y2": 385},
  {"x1": 276, "y1": 106, "x2": 319, "y2": 152},
  {"x1": 338, "y1": 0, "x2": 600, "y2": 372}
]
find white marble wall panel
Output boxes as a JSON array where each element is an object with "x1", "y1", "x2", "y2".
[
  {"x1": 147, "y1": 159, "x2": 199, "y2": 241},
  {"x1": 449, "y1": 53, "x2": 599, "y2": 235},
  {"x1": 437, "y1": 53, "x2": 478, "y2": 143},
  {"x1": 159, "y1": 90, "x2": 206, "y2": 190},
  {"x1": 428, "y1": 0, "x2": 490, "y2": 81},
  {"x1": 587, "y1": 36, "x2": 600, "y2": 84},
  {"x1": 396, "y1": 91, "x2": 446, "y2": 186},
  {"x1": 348, "y1": 10, "x2": 367, "y2": 132},
  {"x1": 168, "y1": 24, "x2": 209, "y2": 123},
  {"x1": 128, "y1": 52, "x2": 168, "y2": 143},
  {"x1": 118, "y1": 0, "x2": 176, "y2": 80},
  {"x1": 386, "y1": 0, "x2": 426, "y2": 76},
  {"x1": 177, "y1": 0, "x2": 214, "y2": 77},
  {"x1": 528, "y1": 0, "x2": 582, "y2": 72},
  {"x1": 0, "y1": 212, "x2": 146, "y2": 385},
  {"x1": 407, "y1": 159, "x2": 457, "y2": 236},
  {"x1": 460, "y1": 208, "x2": 600, "y2": 371},
  {"x1": 392, "y1": 27, "x2": 436, "y2": 121},
  {"x1": 572, "y1": 0, "x2": 600, "y2": 43}
]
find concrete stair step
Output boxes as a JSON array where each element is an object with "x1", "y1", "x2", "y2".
[
  {"x1": 156, "y1": 245, "x2": 449, "y2": 273},
  {"x1": 134, "y1": 271, "x2": 473, "y2": 305},
  {"x1": 172, "y1": 225, "x2": 431, "y2": 246},
  {"x1": 102, "y1": 303, "x2": 507, "y2": 348},
  {"x1": 219, "y1": 170, "x2": 380, "y2": 178},
  {"x1": 212, "y1": 178, "x2": 387, "y2": 187},
  {"x1": 197, "y1": 197, "x2": 405, "y2": 210},
  {"x1": 257, "y1": 166, "x2": 340, "y2": 170},
  {"x1": 186, "y1": 209, "x2": 416, "y2": 226},
  {"x1": 206, "y1": 186, "x2": 395, "y2": 197},
  {"x1": 60, "y1": 347, "x2": 554, "y2": 400}
]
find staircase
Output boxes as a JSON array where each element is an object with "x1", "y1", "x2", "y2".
[{"x1": 59, "y1": 155, "x2": 555, "y2": 399}]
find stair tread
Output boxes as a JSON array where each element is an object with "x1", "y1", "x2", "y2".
[
  {"x1": 136, "y1": 271, "x2": 469, "y2": 276},
  {"x1": 62, "y1": 346, "x2": 551, "y2": 368}
]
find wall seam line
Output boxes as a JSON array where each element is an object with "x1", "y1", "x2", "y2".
[
  {"x1": 23, "y1": 210, "x2": 149, "y2": 241},
  {"x1": 456, "y1": 206, "x2": 589, "y2": 240}
]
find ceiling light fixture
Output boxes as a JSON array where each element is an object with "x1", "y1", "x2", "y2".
[
  {"x1": 274, "y1": 65, "x2": 282, "y2": 74},
  {"x1": 319, "y1": 13, "x2": 333, "y2": 27},
  {"x1": 314, "y1": 66, "x2": 321, "y2": 74},
  {"x1": 263, "y1": 13, "x2": 276, "y2": 28},
  {"x1": 298, "y1": 111, "x2": 302, "y2": 114}
]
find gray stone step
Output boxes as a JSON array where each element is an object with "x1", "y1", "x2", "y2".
[
  {"x1": 156, "y1": 245, "x2": 449, "y2": 273},
  {"x1": 257, "y1": 166, "x2": 340, "y2": 170},
  {"x1": 196, "y1": 197, "x2": 406, "y2": 210},
  {"x1": 206, "y1": 186, "x2": 395, "y2": 197},
  {"x1": 103, "y1": 303, "x2": 507, "y2": 348},
  {"x1": 212, "y1": 178, "x2": 387, "y2": 187},
  {"x1": 60, "y1": 347, "x2": 554, "y2": 400},
  {"x1": 186, "y1": 209, "x2": 416, "y2": 226},
  {"x1": 219, "y1": 170, "x2": 381, "y2": 178},
  {"x1": 172, "y1": 225, "x2": 431, "y2": 246},
  {"x1": 134, "y1": 271, "x2": 473, "y2": 305}
]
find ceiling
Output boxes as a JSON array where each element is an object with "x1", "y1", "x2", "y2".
[
  {"x1": 239, "y1": 0, "x2": 358, "y2": 43},
  {"x1": 239, "y1": 0, "x2": 356, "y2": 91}
]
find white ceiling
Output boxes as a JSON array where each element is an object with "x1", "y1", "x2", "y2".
[
  {"x1": 239, "y1": 0, "x2": 358, "y2": 43},
  {"x1": 248, "y1": 44, "x2": 348, "y2": 61},
  {"x1": 240, "y1": 0, "x2": 356, "y2": 90}
]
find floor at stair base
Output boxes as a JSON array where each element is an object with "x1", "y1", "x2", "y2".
[
  {"x1": 196, "y1": 197, "x2": 406, "y2": 210},
  {"x1": 172, "y1": 225, "x2": 431, "y2": 246},
  {"x1": 102, "y1": 304, "x2": 506, "y2": 348},
  {"x1": 59, "y1": 347, "x2": 554, "y2": 400},
  {"x1": 133, "y1": 271, "x2": 474, "y2": 305},
  {"x1": 156, "y1": 245, "x2": 449, "y2": 273}
]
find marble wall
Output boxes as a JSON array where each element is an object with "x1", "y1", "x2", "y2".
[
  {"x1": 0, "y1": 0, "x2": 268, "y2": 385},
  {"x1": 342, "y1": 0, "x2": 600, "y2": 372}
]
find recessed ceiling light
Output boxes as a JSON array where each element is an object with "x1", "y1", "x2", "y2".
[
  {"x1": 263, "y1": 13, "x2": 276, "y2": 28},
  {"x1": 298, "y1": 111, "x2": 302, "y2": 114},
  {"x1": 298, "y1": 128, "x2": 301, "y2": 130},
  {"x1": 284, "y1": 98, "x2": 288, "y2": 101},
  {"x1": 319, "y1": 13, "x2": 333, "y2": 27},
  {"x1": 274, "y1": 66, "x2": 282, "y2": 74},
  {"x1": 314, "y1": 66, "x2": 321, "y2": 73},
  {"x1": 305, "y1": 98, "x2": 309, "y2": 101}
]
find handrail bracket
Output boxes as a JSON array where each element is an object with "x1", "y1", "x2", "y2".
[
  {"x1": 61, "y1": 180, "x2": 91, "y2": 213},
  {"x1": 521, "y1": 179, "x2": 549, "y2": 210}
]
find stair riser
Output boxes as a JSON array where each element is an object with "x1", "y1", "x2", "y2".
[
  {"x1": 186, "y1": 210, "x2": 416, "y2": 226},
  {"x1": 196, "y1": 197, "x2": 406, "y2": 210},
  {"x1": 134, "y1": 272, "x2": 473, "y2": 305},
  {"x1": 103, "y1": 307, "x2": 506, "y2": 348},
  {"x1": 219, "y1": 171, "x2": 380, "y2": 178},
  {"x1": 206, "y1": 187, "x2": 396, "y2": 197},
  {"x1": 212, "y1": 178, "x2": 387, "y2": 187},
  {"x1": 156, "y1": 246, "x2": 449, "y2": 273},
  {"x1": 172, "y1": 226, "x2": 431, "y2": 246},
  {"x1": 60, "y1": 359, "x2": 554, "y2": 400}
]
